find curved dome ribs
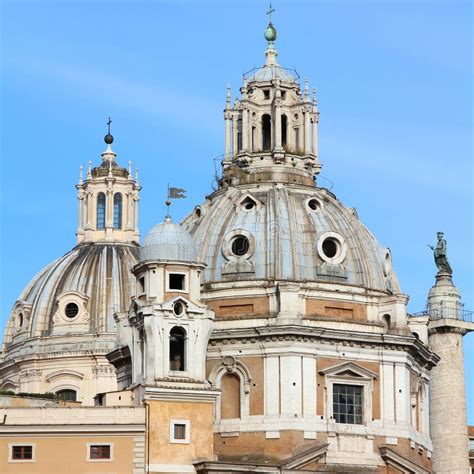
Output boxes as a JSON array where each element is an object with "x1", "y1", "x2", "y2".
[
  {"x1": 3, "y1": 243, "x2": 139, "y2": 346},
  {"x1": 184, "y1": 184, "x2": 400, "y2": 294}
]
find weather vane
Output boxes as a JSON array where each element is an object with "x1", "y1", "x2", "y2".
[
  {"x1": 165, "y1": 184, "x2": 187, "y2": 220},
  {"x1": 267, "y1": 3, "x2": 275, "y2": 23}
]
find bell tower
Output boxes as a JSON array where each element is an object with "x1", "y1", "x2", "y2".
[
  {"x1": 76, "y1": 120, "x2": 141, "y2": 244},
  {"x1": 221, "y1": 13, "x2": 321, "y2": 188},
  {"x1": 113, "y1": 218, "x2": 217, "y2": 473}
]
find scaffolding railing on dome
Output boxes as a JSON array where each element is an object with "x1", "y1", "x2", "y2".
[{"x1": 243, "y1": 66, "x2": 300, "y2": 82}]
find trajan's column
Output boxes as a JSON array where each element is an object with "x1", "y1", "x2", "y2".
[{"x1": 427, "y1": 232, "x2": 473, "y2": 473}]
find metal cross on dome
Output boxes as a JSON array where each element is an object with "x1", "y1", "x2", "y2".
[
  {"x1": 267, "y1": 3, "x2": 275, "y2": 22},
  {"x1": 107, "y1": 117, "x2": 112, "y2": 134}
]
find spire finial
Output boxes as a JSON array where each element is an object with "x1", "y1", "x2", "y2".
[
  {"x1": 226, "y1": 84, "x2": 231, "y2": 108},
  {"x1": 267, "y1": 3, "x2": 275, "y2": 23},
  {"x1": 304, "y1": 79, "x2": 310, "y2": 99},
  {"x1": 79, "y1": 164, "x2": 83, "y2": 185},
  {"x1": 104, "y1": 117, "x2": 114, "y2": 145},
  {"x1": 264, "y1": 4, "x2": 277, "y2": 45},
  {"x1": 87, "y1": 160, "x2": 92, "y2": 178}
]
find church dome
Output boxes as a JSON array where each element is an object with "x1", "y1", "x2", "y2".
[
  {"x1": 2, "y1": 242, "x2": 139, "y2": 347},
  {"x1": 182, "y1": 184, "x2": 400, "y2": 294},
  {"x1": 140, "y1": 219, "x2": 197, "y2": 263}
]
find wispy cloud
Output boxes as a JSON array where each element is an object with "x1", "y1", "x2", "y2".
[{"x1": 4, "y1": 54, "x2": 222, "y2": 135}]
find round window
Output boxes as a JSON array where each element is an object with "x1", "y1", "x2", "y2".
[
  {"x1": 231, "y1": 235, "x2": 250, "y2": 256},
  {"x1": 308, "y1": 199, "x2": 320, "y2": 211},
  {"x1": 322, "y1": 238, "x2": 338, "y2": 258},
  {"x1": 317, "y1": 232, "x2": 347, "y2": 264},
  {"x1": 65, "y1": 302, "x2": 79, "y2": 319},
  {"x1": 173, "y1": 301, "x2": 185, "y2": 316},
  {"x1": 242, "y1": 198, "x2": 256, "y2": 211}
]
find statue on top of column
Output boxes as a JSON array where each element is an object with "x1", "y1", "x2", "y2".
[{"x1": 429, "y1": 232, "x2": 453, "y2": 275}]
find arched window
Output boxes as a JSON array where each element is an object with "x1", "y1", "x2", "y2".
[
  {"x1": 169, "y1": 326, "x2": 186, "y2": 372},
  {"x1": 97, "y1": 193, "x2": 106, "y2": 230},
  {"x1": 113, "y1": 193, "x2": 122, "y2": 229},
  {"x1": 262, "y1": 114, "x2": 272, "y2": 151},
  {"x1": 281, "y1": 114, "x2": 288, "y2": 146},
  {"x1": 56, "y1": 389, "x2": 77, "y2": 402},
  {"x1": 220, "y1": 373, "x2": 241, "y2": 419}
]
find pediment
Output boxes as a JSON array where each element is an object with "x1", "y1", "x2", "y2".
[
  {"x1": 319, "y1": 362, "x2": 378, "y2": 380},
  {"x1": 161, "y1": 296, "x2": 204, "y2": 314},
  {"x1": 46, "y1": 369, "x2": 85, "y2": 382},
  {"x1": 235, "y1": 191, "x2": 264, "y2": 212}
]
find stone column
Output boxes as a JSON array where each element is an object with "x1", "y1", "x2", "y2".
[
  {"x1": 224, "y1": 112, "x2": 232, "y2": 160},
  {"x1": 242, "y1": 106, "x2": 248, "y2": 152},
  {"x1": 312, "y1": 114, "x2": 318, "y2": 157},
  {"x1": 232, "y1": 114, "x2": 238, "y2": 155},
  {"x1": 427, "y1": 274, "x2": 472, "y2": 473},
  {"x1": 274, "y1": 91, "x2": 282, "y2": 151},
  {"x1": 304, "y1": 110, "x2": 311, "y2": 155},
  {"x1": 86, "y1": 192, "x2": 92, "y2": 228},
  {"x1": 133, "y1": 192, "x2": 140, "y2": 237}
]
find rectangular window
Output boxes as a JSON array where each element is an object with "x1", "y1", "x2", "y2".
[
  {"x1": 169, "y1": 273, "x2": 185, "y2": 291},
  {"x1": 170, "y1": 419, "x2": 190, "y2": 444},
  {"x1": 174, "y1": 423, "x2": 186, "y2": 440},
  {"x1": 90, "y1": 445, "x2": 111, "y2": 460},
  {"x1": 263, "y1": 90, "x2": 270, "y2": 100},
  {"x1": 12, "y1": 445, "x2": 33, "y2": 460},
  {"x1": 333, "y1": 384, "x2": 363, "y2": 424}
]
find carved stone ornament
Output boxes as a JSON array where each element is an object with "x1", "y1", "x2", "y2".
[
  {"x1": 20, "y1": 368, "x2": 42, "y2": 380},
  {"x1": 52, "y1": 291, "x2": 90, "y2": 326}
]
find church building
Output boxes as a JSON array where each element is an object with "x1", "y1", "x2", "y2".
[{"x1": 0, "y1": 13, "x2": 472, "y2": 474}]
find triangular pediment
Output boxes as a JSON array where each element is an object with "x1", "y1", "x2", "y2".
[
  {"x1": 319, "y1": 362, "x2": 378, "y2": 380},
  {"x1": 235, "y1": 191, "x2": 264, "y2": 212}
]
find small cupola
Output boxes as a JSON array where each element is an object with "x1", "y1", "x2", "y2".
[
  {"x1": 133, "y1": 217, "x2": 203, "y2": 304},
  {"x1": 220, "y1": 8, "x2": 321, "y2": 188},
  {"x1": 76, "y1": 119, "x2": 141, "y2": 244}
]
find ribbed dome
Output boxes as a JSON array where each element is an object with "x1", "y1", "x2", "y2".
[
  {"x1": 2, "y1": 242, "x2": 139, "y2": 346},
  {"x1": 140, "y1": 220, "x2": 197, "y2": 263},
  {"x1": 182, "y1": 184, "x2": 401, "y2": 293}
]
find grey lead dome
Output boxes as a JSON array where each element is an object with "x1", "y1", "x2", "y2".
[{"x1": 140, "y1": 220, "x2": 197, "y2": 263}]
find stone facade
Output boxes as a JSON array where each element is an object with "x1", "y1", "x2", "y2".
[{"x1": 0, "y1": 14, "x2": 472, "y2": 474}]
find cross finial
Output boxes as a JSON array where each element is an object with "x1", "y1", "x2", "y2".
[
  {"x1": 107, "y1": 117, "x2": 112, "y2": 135},
  {"x1": 267, "y1": 3, "x2": 275, "y2": 23}
]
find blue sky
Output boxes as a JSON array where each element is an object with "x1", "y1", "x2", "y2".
[{"x1": 1, "y1": 1, "x2": 472, "y2": 420}]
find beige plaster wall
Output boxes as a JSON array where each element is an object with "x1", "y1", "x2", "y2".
[
  {"x1": 147, "y1": 400, "x2": 213, "y2": 466},
  {"x1": 1, "y1": 435, "x2": 135, "y2": 474}
]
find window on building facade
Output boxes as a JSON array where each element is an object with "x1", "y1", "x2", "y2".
[
  {"x1": 97, "y1": 193, "x2": 106, "y2": 229},
  {"x1": 56, "y1": 389, "x2": 77, "y2": 402},
  {"x1": 11, "y1": 445, "x2": 33, "y2": 460},
  {"x1": 169, "y1": 326, "x2": 186, "y2": 371},
  {"x1": 89, "y1": 444, "x2": 111, "y2": 460},
  {"x1": 281, "y1": 114, "x2": 288, "y2": 146},
  {"x1": 262, "y1": 114, "x2": 272, "y2": 150},
  {"x1": 169, "y1": 273, "x2": 185, "y2": 291},
  {"x1": 113, "y1": 193, "x2": 122, "y2": 229},
  {"x1": 174, "y1": 423, "x2": 186, "y2": 440},
  {"x1": 333, "y1": 384, "x2": 363, "y2": 424},
  {"x1": 170, "y1": 420, "x2": 190, "y2": 444},
  {"x1": 220, "y1": 373, "x2": 241, "y2": 419}
]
